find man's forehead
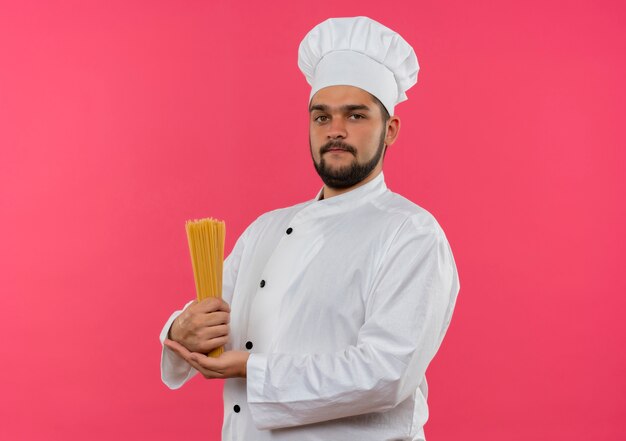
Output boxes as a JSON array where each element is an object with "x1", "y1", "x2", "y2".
[
  {"x1": 309, "y1": 85, "x2": 377, "y2": 111},
  {"x1": 309, "y1": 103, "x2": 373, "y2": 113}
]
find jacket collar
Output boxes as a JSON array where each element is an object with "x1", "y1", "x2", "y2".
[
  {"x1": 292, "y1": 172, "x2": 388, "y2": 222},
  {"x1": 314, "y1": 171, "x2": 387, "y2": 204}
]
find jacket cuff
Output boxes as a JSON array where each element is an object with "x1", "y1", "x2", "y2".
[
  {"x1": 160, "y1": 309, "x2": 196, "y2": 389},
  {"x1": 247, "y1": 353, "x2": 279, "y2": 429}
]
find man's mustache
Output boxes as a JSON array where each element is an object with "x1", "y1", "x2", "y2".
[{"x1": 320, "y1": 141, "x2": 357, "y2": 156}]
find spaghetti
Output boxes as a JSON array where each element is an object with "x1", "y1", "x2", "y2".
[{"x1": 185, "y1": 217, "x2": 226, "y2": 357}]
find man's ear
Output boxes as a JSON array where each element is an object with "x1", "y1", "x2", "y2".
[{"x1": 385, "y1": 116, "x2": 401, "y2": 147}]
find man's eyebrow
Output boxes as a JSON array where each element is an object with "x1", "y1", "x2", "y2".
[{"x1": 309, "y1": 104, "x2": 372, "y2": 113}]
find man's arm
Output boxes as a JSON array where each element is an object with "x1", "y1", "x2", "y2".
[
  {"x1": 159, "y1": 302, "x2": 197, "y2": 389},
  {"x1": 160, "y1": 227, "x2": 248, "y2": 389},
  {"x1": 164, "y1": 339, "x2": 249, "y2": 379},
  {"x1": 243, "y1": 220, "x2": 459, "y2": 429}
]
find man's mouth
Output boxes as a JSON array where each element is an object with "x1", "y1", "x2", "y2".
[{"x1": 321, "y1": 142, "x2": 356, "y2": 156}]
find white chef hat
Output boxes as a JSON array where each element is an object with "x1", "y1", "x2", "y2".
[{"x1": 298, "y1": 16, "x2": 419, "y2": 115}]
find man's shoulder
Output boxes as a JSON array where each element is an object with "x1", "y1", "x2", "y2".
[{"x1": 376, "y1": 190, "x2": 444, "y2": 233}]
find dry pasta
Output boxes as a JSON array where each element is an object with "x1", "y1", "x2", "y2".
[{"x1": 185, "y1": 217, "x2": 226, "y2": 357}]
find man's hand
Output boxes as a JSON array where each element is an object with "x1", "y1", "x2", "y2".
[
  {"x1": 164, "y1": 339, "x2": 249, "y2": 379},
  {"x1": 169, "y1": 298, "x2": 230, "y2": 354}
]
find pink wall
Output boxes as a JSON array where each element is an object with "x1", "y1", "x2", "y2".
[{"x1": 1, "y1": 1, "x2": 624, "y2": 439}]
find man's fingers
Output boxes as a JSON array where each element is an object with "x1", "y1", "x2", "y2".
[
  {"x1": 190, "y1": 353, "x2": 224, "y2": 371},
  {"x1": 193, "y1": 311, "x2": 229, "y2": 329},
  {"x1": 164, "y1": 339, "x2": 221, "y2": 377},
  {"x1": 187, "y1": 355, "x2": 224, "y2": 378},
  {"x1": 195, "y1": 298, "x2": 231, "y2": 313},
  {"x1": 218, "y1": 300, "x2": 231, "y2": 313},
  {"x1": 196, "y1": 335, "x2": 229, "y2": 354},
  {"x1": 201, "y1": 324, "x2": 229, "y2": 340},
  {"x1": 205, "y1": 311, "x2": 230, "y2": 326}
]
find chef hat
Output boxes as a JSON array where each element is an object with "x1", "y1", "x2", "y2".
[{"x1": 298, "y1": 16, "x2": 419, "y2": 115}]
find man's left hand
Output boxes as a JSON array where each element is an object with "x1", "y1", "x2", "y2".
[{"x1": 164, "y1": 339, "x2": 249, "y2": 379}]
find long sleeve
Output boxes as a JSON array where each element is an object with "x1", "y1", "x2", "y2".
[
  {"x1": 159, "y1": 228, "x2": 248, "y2": 389},
  {"x1": 246, "y1": 218, "x2": 460, "y2": 429},
  {"x1": 159, "y1": 302, "x2": 196, "y2": 389}
]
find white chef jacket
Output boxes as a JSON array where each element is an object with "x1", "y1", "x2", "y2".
[{"x1": 160, "y1": 172, "x2": 459, "y2": 440}]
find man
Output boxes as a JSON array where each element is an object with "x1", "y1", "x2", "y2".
[{"x1": 160, "y1": 16, "x2": 460, "y2": 440}]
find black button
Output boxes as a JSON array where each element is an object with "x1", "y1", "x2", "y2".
[
  {"x1": 233, "y1": 404, "x2": 240, "y2": 413},
  {"x1": 260, "y1": 280, "x2": 266, "y2": 288},
  {"x1": 286, "y1": 227, "x2": 293, "y2": 235},
  {"x1": 245, "y1": 341, "x2": 253, "y2": 350}
]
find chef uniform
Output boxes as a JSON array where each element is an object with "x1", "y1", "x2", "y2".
[{"x1": 160, "y1": 17, "x2": 460, "y2": 441}]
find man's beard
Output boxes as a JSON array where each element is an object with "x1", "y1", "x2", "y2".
[{"x1": 311, "y1": 130, "x2": 386, "y2": 190}]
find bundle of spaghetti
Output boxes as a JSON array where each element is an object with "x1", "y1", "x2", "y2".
[{"x1": 185, "y1": 217, "x2": 226, "y2": 357}]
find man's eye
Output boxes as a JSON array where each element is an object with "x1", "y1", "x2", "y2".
[
  {"x1": 315, "y1": 115, "x2": 329, "y2": 123},
  {"x1": 349, "y1": 114, "x2": 365, "y2": 120}
]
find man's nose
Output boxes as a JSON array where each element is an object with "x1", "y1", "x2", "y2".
[{"x1": 327, "y1": 117, "x2": 347, "y2": 139}]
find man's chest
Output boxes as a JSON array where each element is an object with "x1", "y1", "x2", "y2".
[{"x1": 229, "y1": 214, "x2": 398, "y2": 353}]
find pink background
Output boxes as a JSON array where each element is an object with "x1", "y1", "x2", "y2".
[{"x1": 1, "y1": 1, "x2": 625, "y2": 439}]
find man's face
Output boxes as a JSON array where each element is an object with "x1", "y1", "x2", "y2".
[{"x1": 309, "y1": 85, "x2": 388, "y2": 189}]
